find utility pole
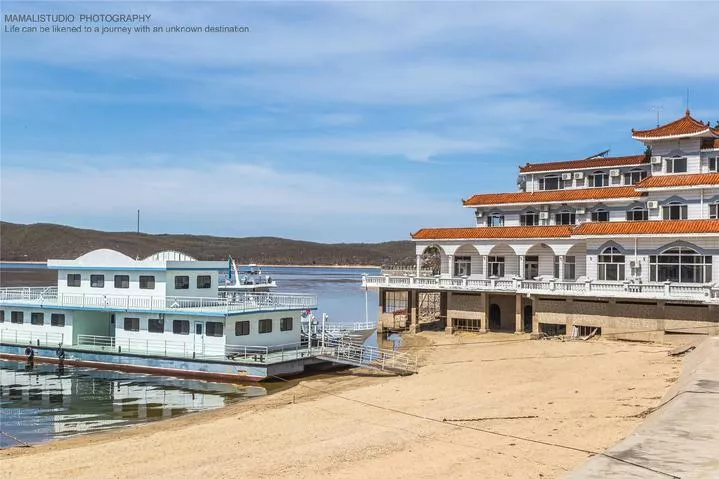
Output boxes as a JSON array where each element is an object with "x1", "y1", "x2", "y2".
[{"x1": 137, "y1": 209, "x2": 140, "y2": 233}]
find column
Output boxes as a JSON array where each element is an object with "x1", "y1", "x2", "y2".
[
  {"x1": 481, "y1": 255, "x2": 488, "y2": 279},
  {"x1": 515, "y1": 294, "x2": 523, "y2": 333},
  {"x1": 445, "y1": 292, "x2": 454, "y2": 334},
  {"x1": 518, "y1": 255, "x2": 525, "y2": 279},
  {"x1": 409, "y1": 290, "x2": 419, "y2": 334},
  {"x1": 481, "y1": 292, "x2": 489, "y2": 332},
  {"x1": 448, "y1": 255, "x2": 454, "y2": 278},
  {"x1": 415, "y1": 254, "x2": 422, "y2": 277},
  {"x1": 558, "y1": 255, "x2": 565, "y2": 281}
]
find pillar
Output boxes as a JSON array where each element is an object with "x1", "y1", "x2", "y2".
[
  {"x1": 448, "y1": 255, "x2": 454, "y2": 278},
  {"x1": 409, "y1": 290, "x2": 419, "y2": 334},
  {"x1": 558, "y1": 255, "x2": 565, "y2": 281},
  {"x1": 415, "y1": 254, "x2": 422, "y2": 277},
  {"x1": 481, "y1": 255, "x2": 488, "y2": 279},
  {"x1": 445, "y1": 292, "x2": 454, "y2": 334},
  {"x1": 518, "y1": 255, "x2": 526, "y2": 279},
  {"x1": 515, "y1": 294, "x2": 523, "y2": 334},
  {"x1": 483, "y1": 292, "x2": 490, "y2": 331}
]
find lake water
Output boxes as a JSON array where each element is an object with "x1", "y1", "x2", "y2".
[{"x1": 0, "y1": 265, "x2": 380, "y2": 447}]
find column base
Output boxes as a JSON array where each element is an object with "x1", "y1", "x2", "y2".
[
  {"x1": 444, "y1": 326, "x2": 454, "y2": 335},
  {"x1": 409, "y1": 324, "x2": 419, "y2": 334}
]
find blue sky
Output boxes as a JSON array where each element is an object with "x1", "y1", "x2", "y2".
[{"x1": 2, "y1": 1, "x2": 718, "y2": 243}]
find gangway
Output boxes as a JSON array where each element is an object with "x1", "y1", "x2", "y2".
[{"x1": 316, "y1": 338, "x2": 418, "y2": 376}]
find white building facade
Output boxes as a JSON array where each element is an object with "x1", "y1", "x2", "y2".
[{"x1": 364, "y1": 110, "x2": 719, "y2": 341}]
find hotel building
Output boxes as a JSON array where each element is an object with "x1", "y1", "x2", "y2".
[{"x1": 363, "y1": 110, "x2": 719, "y2": 341}]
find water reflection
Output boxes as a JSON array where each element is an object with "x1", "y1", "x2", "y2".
[{"x1": 0, "y1": 360, "x2": 267, "y2": 447}]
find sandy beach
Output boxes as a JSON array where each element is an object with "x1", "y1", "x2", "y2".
[{"x1": 0, "y1": 332, "x2": 681, "y2": 478}]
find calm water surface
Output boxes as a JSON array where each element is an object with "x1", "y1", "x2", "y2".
[{"x1": 0, "y1": 265, "x2": 380, "y2": 447}]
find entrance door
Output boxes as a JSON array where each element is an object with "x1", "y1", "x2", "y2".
[
  {"x1": 193, "y1": 321, "x2": 205, "y2": 357},
  {"x1": 109, "y1": 314, "x2": 116, "y2": 338},
  {"x1": 524, "y1": 256, "x2": 539, "y2": 280},
  {"x1": 489, "y1": 304, "x2": 501, "y2": 330},
  {"x1": 523, "y1": 305, "x2": 533, "y2": 333}
]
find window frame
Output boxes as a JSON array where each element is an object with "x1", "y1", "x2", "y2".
[
  {"x1": 597, "y1": 247, "x2": 625, "y2": 281},
  {"x1": 709, "y1": 157, "x2": 718, "y2": 173},
  {"x1": 384, "y1": 291, "x2": 408, "y2": 313},
  {"x1": 197, "y1": 275, "x2": 212, "y2": 289},
  {"x1": 624, "y1": 168, "x2": 648, "y2": 185},
  {"x1": 31, "y1": 312, "x2": 44, "y2": 325},
  {"x1": 650, "y1": 246, "x2": 712, "y2": 283},
  {"x1": 710, "y1": 203, "x2": 719, "y2": 219},
  {"x1": 589, "y1": 170, "x2": 609, "y2": 187},
  {"x1": 555, "y1": 211, "x2": 576, "y2": 225},
  {"x1": 114, "y1": 275, "x2": 130, "y2": 289},
  {"x1": 235, "y1": 320, "x2": 250, "y2": 336},
  {"x1": 488, "y1": 256, "x2": 505, "y2": 277},
  {"x1": 11, "y1": 311, "x2": 24, "y2": 324},
  {"x1": 139, "y1": 275, "x2": 155, "y2": 290},
  {"x1": 172, "y1": 319, "x2": 190, "y2": 335},
  {"x1": 148, "y1": 318, "x2": 165, "y2": 333},
  {"x1": 538, "y1": 175, "x2": 562, "y2": 191},
  {"x1": 486, "y1": 214, "x2": 505, "y2": 227},
  {"x1": 67, "y1": 274, "x2": 81, "y2": 287},
  {"x1": 50, "y1": 313, "x2": 66, "y2": 327},
  {"x1": 258, "y1": 318, "x2": 273, "y2": 334},
  {"x1": 206, "y1": 321, "x2": 224, "y2": 337},
  {"x1": 174, "y1": 275, "x2": 190, "y2": 290},
  {"x1": 453, "y1": 256, "x2": 472, "y2": 277},
  {"x1": 665, "y1": 156, "x2": 688, "y2": 173},
  {"x1": 124, "y1": 317, "x2": 140, "y2": 332},
  {"x1": 280, "y1": 317, "x2": 293, "y2": 331},
  {"x1": 591, "y1": 208, "x2": 610, "y2": 222},
  {"x1": 519, "y1": 211, "x2": 539, "y2": 226},
  {"x1": 626, "y1": 206, "x2": 649, "y2": 221},
  {"x1": 90, "y1": 274, "x2": 105, "y2": 288},
  {"x1": 662, "y1": 201, "x2": 688, "y2": 220}
]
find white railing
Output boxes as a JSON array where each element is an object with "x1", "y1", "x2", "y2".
[
  {"x1": 317, "y1": 337, "x2": 418, "y2": 375},
  {"x1": 0, "y1": 288, "x2": 317, "y2": 313},
  {"x1": 362, "y1": 275, "x2": 719, "y2": 303},
  {"x1": 0, "y1": 328, "x2": 65, "y2": 347}
]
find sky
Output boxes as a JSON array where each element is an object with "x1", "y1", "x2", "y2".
[{"x1": 2, "y1": 1, "x2": 718, "y2": 243}]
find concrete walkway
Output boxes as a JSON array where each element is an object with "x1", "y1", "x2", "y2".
[{"x1": 565, "y1": 337, "x2": 719, "y2": 479}]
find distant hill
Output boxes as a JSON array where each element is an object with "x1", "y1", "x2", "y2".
[{"x1": 0, "y1": 222, "x2": 415, "y2": 266}]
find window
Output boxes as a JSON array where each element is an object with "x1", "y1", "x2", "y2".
[
  {"x1": 709, "y1": 157, "x2": 718, "y2": 173},
  {"x1": 173, "y1": 320, "x2": 190, "y2": 335},
  {"x1": 553, "y1": 256, "x2": 576, "y2": 280},
  {"x1": 555, "y1": 211, "x2": 576, "y2": 225},
  {"x1": 710, "y1": 203, "x2": 719, "y2": 219},
  {"x1": 206, "y1": 322, "x2": 224, "y2": 337},
  {"x1": 487, "y1": 214, "x2": 504, "y2": 227},
  {"x1": 139, "y1": 275, "x2": 155, "y2": 289},
  {"x1": 488, "y1": 256, "x2": 505, "y2": 277},
  {"x1": 650, "y1": 247, "x2": 712, "y2": 283},
  {"x1": 0, "y1": 311, "x2": 4, "y2": 323},
  {"x1": 666, "y1": 156, "x2": 687, "y2": 173},
  {"x1": 124, "y1": 317, "x2": 140, "y2": 332},
  {"x1": 148, "y1": 318, "x2": 164, "y2": 333},
  {"x1": 589, "y1": 171, "x2": 609, "y2": 187},
  {"x1": 384, "y1": 291, "x2": 408, "y2": 313},
  {"x1": 624, "y1": 168, "x2": 648, "y2": 185},
  {"x1": 626, "y1": 206, "x2": 649, "y2": 221},
  {"x1": 90, "y1": 274, "x2": 105, "y2": 288},
  {"x1": 524, "y1": 255, "x2": 539, "y2": 279},
  {"x1": 51, "y1": 314, "x2": 65, "y2": 327},
  {"x1": 538, "y1": 175, "x2": 562, "y2": 191},
  {"x1": 235, "y1": 320, "x2": 250, "y2": 336},
  {"x1": 31, "y1": 312, "x2": 44, "y2": 325},
  {"x1": 174, "y1": 276, "x2": 189, "y2": 289},
  {"x1": 662, "y1": 201, "x2": 688, "y2": 220},
  {"x1": 598, "y1": 247, "x2": 625, "y2": 281},
  {"x1": 520, "y1": 211, "x2": 539, "y2": 226},
  {"x1": 281, "y1": 317, "x2": 293, "y2": 331},
  {"x1": 259, "y1": 319, "x2": 273, "y2": 334},
  {"x1": 11, "y1": 311, "x2": 24, "y2": 324},
  {"x1": 591, "y1": 208, "x2": 609, "y2": 222},
  {"x1": 114, "y1": 275, "x2": 130, "y2": 289},
  {"x1": 67, "y1": 274, "x2": 81, "y2": 287},
  {"x1": 453, "y1": 256, "x2": 471, "y2": 276},
  {"x1": 197, "y1": 275, "x2": 212, "y2": 289}
]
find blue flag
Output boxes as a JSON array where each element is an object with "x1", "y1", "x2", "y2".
[{"x1": 228, "y1": 255, "x2": 233, "y2": 280}]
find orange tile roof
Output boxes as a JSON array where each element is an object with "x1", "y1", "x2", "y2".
[
  {"x1": 635, "y1": 173, "x2": 719, "y2": 189},
  {"x1": 463, "y1": 186, "x2": 642, "y2": 206},
  {"x1": 411, "y1": 225, "x2": 574, "y2": 240},
  {"x1": 519, "y1": 155, "x2": 646, "y2": 173},
  {"x1": 701, "y1": 138, "x2": 719, "y2": 150},
  {"x1": 632, "y1": 110, "x2": 718, "y2": 140},
  {"x1": 573, "y1": 220, "x2": 719, "y2": 236}
]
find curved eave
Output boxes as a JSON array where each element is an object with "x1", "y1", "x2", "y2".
[
  {"x1": 411, "y1": 236, "x2": 569, "y2": 241},
  {"x1": 572, "y1": 232, "x2": 719, "y2": 239},
  {"x1": 462, "y1": 196, "x2": 642, "y2": 208},
  {"x1": 635, "y1": 185, "x2": 719, "y2": 192},
  {"x1": 632, "y1": 130, "x2": 716, "y2": 141}
]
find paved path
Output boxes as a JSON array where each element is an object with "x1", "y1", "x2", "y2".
[{"x1": 565, "y1": 337, "x2": 719, "y2": 479}]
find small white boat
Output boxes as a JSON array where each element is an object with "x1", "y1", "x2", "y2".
[
  {"x1": 300, "y1": 310, "x2": 376, "y2": 346},
  {"x1": 218, "y1": 260, "x2": 277, "y2": 297}
]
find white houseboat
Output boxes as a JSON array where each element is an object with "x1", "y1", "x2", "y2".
[
  {"x1": 364, "y1": 109, "x2": 719, "y2": 341},
  {"x1": 0, "y1": 249, "x2": 324, "y2": 381}
]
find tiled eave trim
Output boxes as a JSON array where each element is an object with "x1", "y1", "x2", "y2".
[
  {"x1": 632, "y1": 130, "x2": 715, "y2": 141},
  {"x1": 462, "y1": 197, "x2": 642, "y2": 208},
  {"x1": 411, "y1": 237, "x2": 570, "y2": 242},
  {"x1": 519, "y1": 162, "x2": 646, "y2": 174},
  {"x1": 572, "y1": 233, "x2": 719, "y2": 239},
  {"x1": 636, "y1": 185, "x2": 719, "y2": 192}
]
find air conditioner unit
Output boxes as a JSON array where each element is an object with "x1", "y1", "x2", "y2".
[
  {"x1": 539, "y1": 211, "x2": 549, "y2": 220},
  {"x1": 574, "y1": 172, "x2": 584, "y2": 180},
  {"x1": 646, "y1": 200, "x2": 659, "y2": 209},
  {"x1": 609, "y1": 169, "x2": 620, "y2": 177},
  {"x1": 561, "y1": 172, "x2": 572, "y2": 180},
  {"x1": 651, "y1": 156, "x2": 662, "y2": 164},
  {"x1": 575, "y1": 207, "x2": 586, "y2": 215}
]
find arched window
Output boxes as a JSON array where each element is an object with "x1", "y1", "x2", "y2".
[
  {"x1": 598, "y1": 247, "x2": 625, "y2": 281},
  {"x1": 591, "y1": 208, "x2": 609, "y2": 222},
  {"x1": 662, "y1": 201, "x2": 688, "y2": 220},
  {"x1": 487, "y1": 213, "x2": 505, "y2": 227},
  {"x1": 539, "y1": 175, "x2": 562, "y2": 191},
  {"x1": 626, "y1": 205, "x2": 649, "y2": 221},
  {"x1": 650, "y1": 247, "x2": 712, "y2": 283},
  {"x1": 624, "y1": 168, "x2": 648, "y2": 185},
  {"x1": 589, "y1": 170, "x2": 609, "y2": 187},
  {"x1": 555, "y1": 209, "x2": 576, "y2": 225}
]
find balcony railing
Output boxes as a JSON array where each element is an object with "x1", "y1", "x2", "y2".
[
  {"x1": 0, "y1": 287, "x2": 317, "y2": 314},
  {"x1": 363, "y1": 275, "x2": 719, "y2": 303}
]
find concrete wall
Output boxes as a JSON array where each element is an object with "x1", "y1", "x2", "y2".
[{"x1": 447, "y1": 292, "x2": 485, "y2": 330}]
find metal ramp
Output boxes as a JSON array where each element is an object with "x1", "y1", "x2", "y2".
[{"x1": 317, "y1": 338, "x2": 418, "y2": 376}]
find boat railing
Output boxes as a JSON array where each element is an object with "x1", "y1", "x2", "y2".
[
  {"x1": 0, "y1": 328, "x2": 65, "y2": 348},
  {"x1": 321, "y1": 321, "x2": 376, "y2": 333}
]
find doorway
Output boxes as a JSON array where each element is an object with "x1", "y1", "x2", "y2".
[
  {"x1": 524, "y1": 256, "x2": 539, "y2": 280},
  {"x1": 523, "y1": 305, "x2": 533, "y2": 333},
  {"x1": 489, "y1": 304, "x2": 501, "y2": 330},
  {"x1": 193, "y1": 321, "x2": 204, "y2": 356}
]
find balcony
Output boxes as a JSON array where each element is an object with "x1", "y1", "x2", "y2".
[
  {"x1": 363, "y1": 275, "x2": 719, "y2": 304},
  {"x1": 0, "y1": 287, "x2": 317, "y2": 315}
]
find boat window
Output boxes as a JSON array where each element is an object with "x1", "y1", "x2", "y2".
[
  {"x1": 31, "y1": 312, "x2": 44, "y2": 325},
  {"x1": 259, "y1": 319, "x2": 273, "y2": 334},
  {"x1": 197, "y1": 275, "x2": 212, "y2": 289},
  {"x1": 206, "y1": 322, "x2": 224, "y2": 337},
  {"x1": 235, "y1": 320, "x2": 250, "y2": 336},
  {"x1": 124, "y1": 317, "x2": 140, "y2": 332},
  {"x1": 140, "y1": 275, "x2": 155, "y2": 290},
  {"x1": 174, "y1": 276, "x2": 190, "y2": 290},
  {"x1": 114, "y1": 275, "x2": 130, "y2": 289},
  {"x1": 148, "y1": 318, "x2": 165, "y2": 333},
  {"x1": 11, "y1": 311, "x2": 24, "y2": 324},
  {"x1": 280, "y1": 317, "x2": 293, "y2": 331},
  {"x1": 173, "y1": 320, "x2": 190, "y2": 335},
  {"x1": 51, "y1": 314, "x2": 65, "y2": 327},
  {"x1": 90, "y1": 274, "x2": 105, "y2": 288},
  {"x1": 0, "y1": 311, "x2": 4, "y2": 323},
  {"x1": 67, "y1": 274, "x2": 81, "y2": 287}
]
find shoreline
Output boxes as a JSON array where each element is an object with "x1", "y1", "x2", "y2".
[
  {"x1": 0, "y1": 332, "x2": 681, "y2": 478},
  {"x1": 0, "y1": 261, "x2": 381, "y2": 269}
]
